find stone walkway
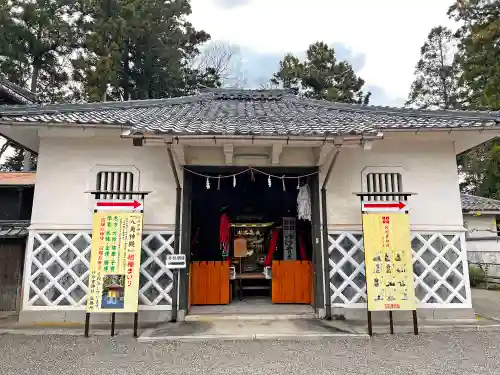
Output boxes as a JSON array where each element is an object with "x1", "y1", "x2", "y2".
[
  {"x1": 472, "y1": 288, "x2": 500, "y2": 321},
  {"x1": 2, "y1": 331, "x2": 500, "y2": 374}
]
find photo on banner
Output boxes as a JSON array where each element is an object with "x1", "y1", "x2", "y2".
[
  {"x1": 363, "y1": 212, "x2": 416, "y2": 311},
  {"x1": 86, "y1": 212, "x2": 143, "y2": 313}
]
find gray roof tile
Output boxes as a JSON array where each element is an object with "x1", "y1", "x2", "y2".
[
  {"x1": 461, "y1": 194, "x2": 500, "y2": 212},
  {"x1": 0, "y1": 78, "x2": 37, "y2": 105},
  {"x1": 0, "y1": 89, "x2": 499, "y2": 137},
  {"x1": 0, "y1": 220, "x2": 30, "y2": 238}
]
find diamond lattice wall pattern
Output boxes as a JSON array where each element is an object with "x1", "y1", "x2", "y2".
[
  {"x1": 328, "y1": 232, "x2": 471, "y2": 308},
  {"x1": 23, "y1": 231, "x2": 174, "y2": 310}
]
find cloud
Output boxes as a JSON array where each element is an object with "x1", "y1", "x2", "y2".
[
  {"x1": 189, "y1": 0, "x2": 455, "y2": 102},
  {"x1": 225, "y1": 43, "x2": 401, "y2": 106},
  {"x1": 213, "y1": 0, "x2": 251, "y2": 9},
  {"x1": 366, "y1": 85, "x2": 406, "y2": 107}
]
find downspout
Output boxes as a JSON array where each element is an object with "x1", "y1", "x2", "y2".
[
  {"x1": 167, "y1": 147, "x2": 182, "y2": 322},
  {"x1": 321, "y1": 147, "x2": 340, "y2": 320}
]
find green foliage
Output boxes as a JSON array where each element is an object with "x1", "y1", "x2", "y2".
[
  {"x1": 448, "y1": 0, "x2": 500, "y2": 111},
  {"x1": 0, "y1": 0, "x2": 78, "y2": 102},
  {"x1": 469, "y1": 264, "x2": 486, "y2": 287},
  {"x1": 406, "y1": 26, "x2": 462, "y2": 109},
  {"x1": 271, "y1": 42, "x2": 371, "y2": 105},
  {"x1": 72, "y1": 0, "x2": 218, "y2": 101},
  {"x1": 449, "y1": 0, "x2": 500, "y2": 198},
  {"x1": 406, "y1": 1, "x2": 500, "y2": 199}
]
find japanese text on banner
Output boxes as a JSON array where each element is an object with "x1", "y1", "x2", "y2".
[
  {"x1": 363, "y1": 213, "x2": 416, "y2": 312},
  {"x1": 86, "y1": 212, "x2": 143, "y2": 313}
]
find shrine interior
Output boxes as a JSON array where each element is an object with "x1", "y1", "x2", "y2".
[{"x1": 189, "y1": 166, "x2": 315, "y2": 303}]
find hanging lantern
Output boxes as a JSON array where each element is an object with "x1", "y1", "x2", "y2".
[
  {"x1": 282, "y1": 175, "x2": 286, "y2": 191},
  {"x1": 206, "y1": 177, "x2": 210, "y2": 189},
  {"x1": 268, "y1": 175, "x2": 272, "y2": 187},
  {"x1": 233, "y1": 174, "x2": 236, "y2": 187}
]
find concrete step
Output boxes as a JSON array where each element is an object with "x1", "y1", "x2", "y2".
[
  {"x1": 185, "y1": 312, "x2": 317, "y2": 322},
  {"x1": 138, "y1": 318, "x2": 363, "y2": 342}
]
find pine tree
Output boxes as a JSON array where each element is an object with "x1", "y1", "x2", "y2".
[
  {"x1": 448, "y1": 0, "x2": 500, "y2": 111},
  {"x1": 406, "y1": 26, "x2": 461, "y2": 109},
  {"x1": 73, "y1": 0, "x2": 217, "y2": 102},
  {"x1": 447, "y1": 0, "x2": 500, "y2": 198},
  {"x1": 0, "y1": 0, "x2": 78, "y2": 102},
  {"x1": 271, "y1": 42, "x2": 370, "y2": 105}
]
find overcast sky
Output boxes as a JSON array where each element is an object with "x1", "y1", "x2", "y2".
[{"x1": 189, "y1": 0, "x2": 456, "y2": 106}]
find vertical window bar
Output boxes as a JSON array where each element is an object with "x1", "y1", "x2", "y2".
[
  {"x1": 100, "y1": 172, "x2": 108, "y2": 199},
  {"x1": 374, "y1": 173, "x2": 381, "y2": 201},
  {"x1": 386, "y1": 173, "x2": 393, "y2": 201},
  {"x1": 118, "y1": 172, "x2": 125, "y2": 200},
  {"x1": 127, "y1": 173, "x2": 133, "y2": 200},
  {"x1": 112, "y1": 172, "x2": 119, "y2": 200},
  {"x1": 380, "y1": 173, "x2": 387, "y2": 201},
  {"x1": 396, "y1": 173, "x2": 403, "y2": 202},
  {"x1": 96, "y1": 172, "x2": 102, "y2": 199},
  {"x1": 106, "y1": 172, "x2": 112, "y2": 200},
  {"x1": 368, "y1": 173, "x2": 374, "y2": 201}
]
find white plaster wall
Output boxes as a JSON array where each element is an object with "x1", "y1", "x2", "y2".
[
  {"x1": 32, "y1": 132, "x2": 466, "y2": 232},
  {"x1": 321, "y1": 138, "x2": 464, "y2": 231},
  {"x1": 464, "y1": 214, "x2": 497, "y2": 239},
  {"x1": 31, "y1": 137, "x2": 178, "y2": 229},
  {"x1": 187, "y1": 146, "x2": 315, "y2": 166}
]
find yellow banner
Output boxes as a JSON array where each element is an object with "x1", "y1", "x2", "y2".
[
  {"x1": 86, "y1": 212, "x2": 143, "y2": 313},
  {"x1": 363, "y1": 213, "x2": 416, "y2": 311}
]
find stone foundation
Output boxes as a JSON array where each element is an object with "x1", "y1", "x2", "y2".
[
  {"x1": 19, "y1": 310, "x2": 173, "y2": 326},
  {"x1": 331, "y1": 307, "x2": 476, "y2": 323}
]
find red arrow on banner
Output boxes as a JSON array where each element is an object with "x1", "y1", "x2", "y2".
[
  {"x1": 363, "y1": 202, "x2": 406, "y2": 210},
  {"x1": 96, "y1": 200, "x2": 142, "y2": 209}
]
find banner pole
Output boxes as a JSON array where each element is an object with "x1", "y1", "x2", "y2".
[
  {"x1": 111, "y1": 312, "x2": 116, "y2": 337},
  {"x1": 367, "y1": 310, "x2": 373, "y2": 336},
  {"x1": 412, "y1": 310, "x2": 419, "y2": 335},
  {"x1": 84, "y1": 313, "x2": 90, "y2": 337},
  {"x1": 389, "y1": 311, "x2": 394, "y2": 334},
  {"x1": 133, "y1": 312, "x2": 139, "y2": 337}
]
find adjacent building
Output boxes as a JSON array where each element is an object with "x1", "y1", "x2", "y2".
[{"x1": 462, "y1": 193, "x2": 500, "y2": 277}]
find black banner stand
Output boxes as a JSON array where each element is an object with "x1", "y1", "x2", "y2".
[
  {"x1": 84, "y1": 190, "x2": 151, "y2": 338},
  {"x1": 355, "y1": 192, "x2": 419, "y2": 336}
]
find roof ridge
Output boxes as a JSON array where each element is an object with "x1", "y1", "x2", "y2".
[
  {"x1": 462, "y1": 193, "x2": 500, "y2": 203},
  {"x1": 0, "y1": 93, "x2": 212, "y2": 116},
  {"x1": 0, "y1": 88, "x2": 499, "y2": 122},
  {"x1": 0, "y1": 78, "x2": 38, "y2": 104},
  {"x1": 289, "y1": 97, "x2": 500, "y2": 121}
]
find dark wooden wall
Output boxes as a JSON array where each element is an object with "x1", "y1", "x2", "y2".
[{"x1": 0, "y1": 186, "x2": 34, "y2": 221}]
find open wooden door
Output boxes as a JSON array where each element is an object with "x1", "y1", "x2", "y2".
[
  {"x1": 190, "y1": 261, "x2": 230, "y2": 305},
  {"x1": 271, "y1": 260, "x2": 313, "y2": 304}
]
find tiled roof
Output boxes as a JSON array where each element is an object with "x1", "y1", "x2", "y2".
[
  {"x1": 461, "y1": 194, "x2": 500, "y2": 212},
  {"x1": 0, "y1": 172, "x2": 36, "y2": 186},
  {"x1": 0, "y1": 221, "x2": 30, "y2": 238},
  {"x1": 0, "y1": 78, "x2": 37, "y2": 105},
  {"x1": 0, "y1": 89, "x2": 499, "y2": 137}
]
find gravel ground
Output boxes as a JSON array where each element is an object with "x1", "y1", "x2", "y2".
[{"x1": 0, "y1": 331, "x2": 499, "y2": 375}]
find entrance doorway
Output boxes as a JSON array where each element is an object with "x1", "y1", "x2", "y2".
[{"x1": 181, "y1": 166, "x2": 322, "y2": 316}]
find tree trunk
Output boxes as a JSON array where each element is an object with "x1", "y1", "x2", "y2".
[
  {"x1": 438, "y1": 37, "x2": 449, "y2": 109},
  {"x1": 23, "y1": 150, "x2": 32, "y2": 171},
  {"x1": 30, "y1": 66, "x2": 40, "y2": 93}
]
